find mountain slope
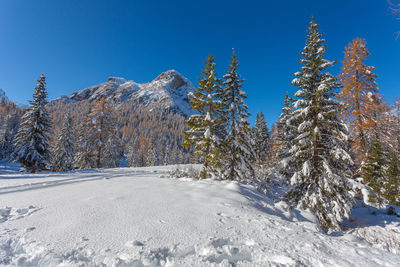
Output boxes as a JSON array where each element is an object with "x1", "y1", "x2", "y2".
[{"x1": 65, "y1": 70, "x2": 195, "y2": 116}]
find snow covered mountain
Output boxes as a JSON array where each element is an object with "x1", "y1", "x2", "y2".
[
  {"x1": 0, "y1": 88, "x2": 8, "y2": 102},
  {"x1": 64, "y1": 70, "x2": 195, "y2": 116}
]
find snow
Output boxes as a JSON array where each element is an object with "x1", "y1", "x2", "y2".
[{"x1": 0, "y1": 166, "x2": 399, "y2": 266}]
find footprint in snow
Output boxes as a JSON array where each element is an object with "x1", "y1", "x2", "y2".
[{"x1": 125, "y1": 240, "x2": 145, "y2": 248}]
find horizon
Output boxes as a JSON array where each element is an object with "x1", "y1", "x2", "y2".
[{"x1": 1, "y1": 0, "x2": 399, "y2": 126}]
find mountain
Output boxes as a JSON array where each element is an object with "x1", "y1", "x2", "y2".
[{"x1": 62, "y1": 70, "x2": 195, "y2": 116}]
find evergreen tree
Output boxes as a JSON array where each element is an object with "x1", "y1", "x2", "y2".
[
  {"x1": 183, "y1": 55, "x2": 226, "y2": 178},
  {"x1": 52, "y1": 114, "x2": 75, "y2": 171},
  {"x1": 284, "y1": 19, "x2": 353, "y2": 232},
  {"x1": 126, "y1": 136, "x2": 139, "y2": 167},
  {"x1": 362, "y1": 140, "x2": 387, "y2": 207},
  {"x1": 74, "y1": 107, "x2": 96, "y2": 169},
  {"x1": 384, "y1": 150, "x2": 400, "y2": 206},
  {"x1": 13, "y1": 73, "x2": 52, "y2": 172},
  {"x1": 0, "y1": 111, "x2": 20, "y2": 159},
  {"x1": 221, "y1": 50, "x2": 255, "y2": 181},
  {"x1": 276, "y1": 92, "x2": 297, "y2": 180},
  {"x1": 253, "y1": 111, "x2": 270, "y2": 164}
]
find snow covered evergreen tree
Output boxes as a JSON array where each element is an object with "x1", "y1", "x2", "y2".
[
  {"x1": 384, "y1": 150, "x2": 400, "y2": 206},
  {"x1": 74, "y1": 107, "x2": 96, "y2": 169},
  {"x1": 0, "y1": 111, "x2": 20, "y2": 160},
  {"x1": 13, "y1": 73, "x2": 52, "y2": 172},
  {"x1": 52, "y1": 114, "x2": 75, "y2": 171},
  {"x1": 284, "y1": 19, "x2": 353, "y2": 232},
  {"x1": 252, "y1": 111, "x2": 270, "y2": 165},
  {"x1": 183, "y1": 55, "x2": 226, "y2": 178},
  {"x1": 276, "y1": 92, "x2": 297, "y2": 180},
  {"x1": 362, "y1": 139, "x2": 387, "y2": 207},
  {"x1": 221, "y1": 50, "x2": 255, "y2": 181}
]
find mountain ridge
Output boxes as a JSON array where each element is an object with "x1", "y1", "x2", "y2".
[{"x1": 59, "y1": 69, "x2": 195, "y2": 116}]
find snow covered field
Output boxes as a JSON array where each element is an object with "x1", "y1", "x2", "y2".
[{"x1": 1, "y1": 165, "x2": 399, "y2": 266}]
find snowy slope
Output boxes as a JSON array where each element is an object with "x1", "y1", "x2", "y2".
[
  {"x1": 65, "y1": 70, "x2": 195, "y2": 116},
  {"x1": 0, "y1": 166, "x2": 399, "y2": 266}
]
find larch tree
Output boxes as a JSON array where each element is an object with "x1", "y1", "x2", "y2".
[
  {"x1": 338, "y1": 38, "x2": 387, "y2": 167},
  {"x1": 183, "y1": 55, "x2": 226, "y2": 178},
  {"x1": 285, "y1": 19, "x2": 354, "y2": 232},
  {"x1": 13, "y1": 73, "x2": 52, "y2": 172},
  {"x1": 52, "y1": 114, "x2": 75, "y2": 171},
  {"x1": 74, "y1": 99, "x2": 121, "y2": 169},
  {"x1": 88, "y1": 98, "x2": 121, "y2": 168},
  {"x1": 221, "y1": 50, "x2": 255, "y2": 181}
]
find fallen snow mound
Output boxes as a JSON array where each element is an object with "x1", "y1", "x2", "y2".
[{"x1": 0, "y1": 166, "x2": 399, "y2": 266}]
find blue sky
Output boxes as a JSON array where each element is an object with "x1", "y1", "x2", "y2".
[{"x1": 0, "y1": 0, "x2": 399, "y2": 126}]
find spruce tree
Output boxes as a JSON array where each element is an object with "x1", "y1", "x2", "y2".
[
  {"x1": 221, "y1": 50, "x2": 255, "y2": 180},
  {"x1": 74, "y1": 107, "x2": 96, "y2": 169},
  {"x1": 13, "y1": 73, "x2": 52, "y2": 172},
  {"x1": 384, "y1": 150, "x2": 400, "y2": 206},
  {"x1": 362, "y1": 140, "x2": 388, "y2": 207},
  {"x1": 276, "y1": 92, "x2": 297, "y2": 180},
  {"x1": 285, "y1": 19, "x2": 353, "y2": 232},
  {"x1": 183, "y1": 55, "x2": 226, "y2": 178},
  {"x1": 52, "y1": 114, "x2": 75, "y2": 171},
  {"x1": 0, "y1": 112, "x2": 20, "y2": 160},
  {"x1": 253, "y1": 111, "x2": 270, "y2": 164}
]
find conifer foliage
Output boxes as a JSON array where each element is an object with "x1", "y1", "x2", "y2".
[
  {"x1": 221, "y1": 51, "x2": 255, "y2": 180},
  {"x1": 52, "y1": 114, "x2": 75, "y2": 171},
  {"x1": 252, "y1": 111, "x2": 270, "y2": 165},
  {"x1": 276, "y1": 92, "x2": 296, "y2": 179},
  {"x1": 284, "y1": 19, "x2": 353, "y2": 232},
  {"x1": 183, "y1": 55, "x2": 225, "y2": 178},
  {"x1": 13, "y1": 73, "x2": 52, "y2": 172}
]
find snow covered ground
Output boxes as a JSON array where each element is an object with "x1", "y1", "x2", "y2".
[{"x1": 0, "y1": 165, "x2": 399, "y2": 266}]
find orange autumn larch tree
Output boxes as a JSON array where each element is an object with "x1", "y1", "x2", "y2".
[{"x1": 338, "y1": 38, "x2": 388, "y2": 168}]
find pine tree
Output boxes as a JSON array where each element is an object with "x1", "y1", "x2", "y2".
[
  {"x1": 285, "y1": 19, "x2": 354, "y2": 232},
  {"x1": 221, "y1": 50, "x2": 255, "y2": 181},
  {"x1": 276, "y1": 92, "x2": 297, "y2": 180},
  {"x1": 253, "y1": 111, "x2": 270, "y2": 165},
  {"x1": 13, "y1": 73, "x2": 52, "y2": 172},
  {"x1": 384, "y1": 150, "x2": 400, "y2": 206},
  {"x1": 362, "y1": 140, "x2": 387, "y2": 207},
  {"x1": 338, "y1": 38, "x2": 387, "y2": 167},
  {"x1": 183, "y1": 55, "x2": 226, "y2": 178},
  {"x1": 52, "y1": 114, "x2": 75, "y2": 171}
]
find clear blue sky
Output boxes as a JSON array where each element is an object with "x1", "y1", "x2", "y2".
[{"x1": 0, "y1": 0, "x2": 399, "y2": 126}]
